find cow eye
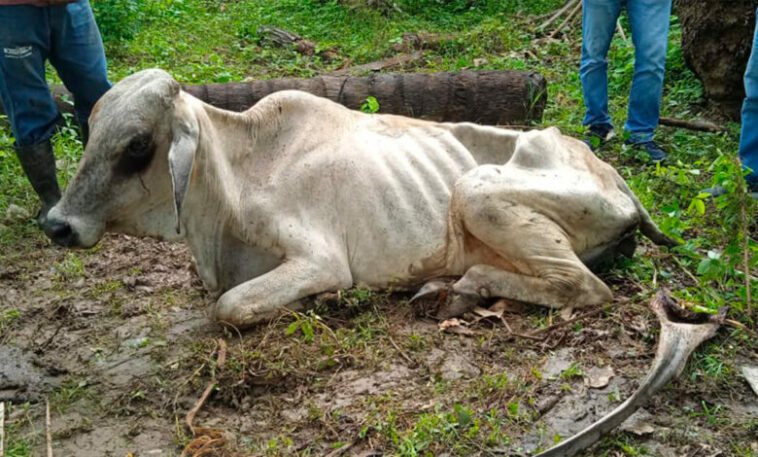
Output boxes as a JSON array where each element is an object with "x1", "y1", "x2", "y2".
[
  {"x1": 116, "y1": 133, "x2": 154, "y2": 175},
  {"x1": 127, "y1": 134, "x2": 151, "y2": 157}
]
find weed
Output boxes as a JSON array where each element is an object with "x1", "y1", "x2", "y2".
[
  {"x1": 53, "y1": 252, "x2": 85, "y2": 281},
  {"x1": 560, "y1": 361, "x2": 584, "y2": 380}
]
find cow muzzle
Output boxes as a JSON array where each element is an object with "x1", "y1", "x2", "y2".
[{"x1": 41, "y1": 205, "x2": 104, "y2": 248}]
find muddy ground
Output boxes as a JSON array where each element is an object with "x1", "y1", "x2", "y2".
[{"x1": 0, "y1": 231, "x2": 756, "y2": 457}]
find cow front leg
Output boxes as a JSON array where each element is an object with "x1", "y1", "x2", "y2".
[{"x1": 212, "y1": 258, "x2": 352, "y2": 328}]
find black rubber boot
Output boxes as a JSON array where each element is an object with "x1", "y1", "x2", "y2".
[
  {"x1": 15, "y1": 140, "x2": 61, "y2": 223},
  {"x1": 80, "y1": 123, "x2": 89, "y2": 149}
]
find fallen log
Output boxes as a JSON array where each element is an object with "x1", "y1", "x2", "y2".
[
  {"x1": 257, "y1": 25, "x2": 339, "y2": 61},
  {"x1": 390, "y1": 32, "x2": 458, "y2": 52},
  {"x1": 14, "y1": 71, "x2": 547, "y2": 125},
  {"x1": 659, "y1": 116, "x2": 727, "y2": 133},
  {"x1": 534, "y1": 289, "x2": 724, "y2": 457},
  {"x1": 331, "y1": 50, "x2": 426, "y2": 75}
]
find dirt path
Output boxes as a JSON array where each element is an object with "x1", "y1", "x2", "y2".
[{"x1": 1, "y1": 233, "x2": 756, "y2": 456}]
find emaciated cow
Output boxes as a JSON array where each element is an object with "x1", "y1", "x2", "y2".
[{"x1": 42, "y1": 69, "x2": 676, "y2": 328}]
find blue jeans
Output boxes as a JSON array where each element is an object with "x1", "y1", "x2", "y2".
[
  {"x1": 0, "y1": 0, "x2": 111, "y2": 147},
  {"x1": 580, "y1": 0, "x2": 672, "y2": 143},
  {"x1": 740, "y1": 8, "x2": 758, "y2": 189}
]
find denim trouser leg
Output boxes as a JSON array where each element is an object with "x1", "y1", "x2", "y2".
[
  {"x1": 0, "y1": 6, "x2": 60, "y2": 147},
  {"x1": 740, "y1": 8, "x2": 758, "y2": 188},
  {"x1": 625, "y1": 0, "x2": 672, "y2": 143},
  {"x1": 580, "y1": 0, "x2": 622, "y2": 130},
  {"x1": 0, "y1": 0, "x2": 110, "y2": 146},
  {"x1": 49, "y1": 0, "x2": 111, "y2": 129}
]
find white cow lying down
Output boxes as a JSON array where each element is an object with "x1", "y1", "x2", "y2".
[{"x1": 43, "y1": 69, "x2": 675, "y2": 327}]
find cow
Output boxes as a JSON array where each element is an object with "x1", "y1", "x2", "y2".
[{"x1": 42, "y1": 69, "x2": 676, "y2": 328}]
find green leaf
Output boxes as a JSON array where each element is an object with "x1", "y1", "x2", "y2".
[
  {"x1": 454, "y1": 404, "x2": 472, "y2": 426},
  {"x1": 302, "y1": 320, "x2": 315, "y2": 343},
  {"x1": 360, "y1": 96, "x2": 380, "y2": 114},
  {"x1": 285, "y1": 320, "x2": 300, "y2": 336}
]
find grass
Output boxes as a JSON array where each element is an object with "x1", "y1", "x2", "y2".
[{"x1": 0, "y1": 0, "x2": 756, "y2": 456}]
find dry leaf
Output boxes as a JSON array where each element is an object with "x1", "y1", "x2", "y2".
[
  {"x1": 585, "y1": 365, "x2": 615, "y2": 389},
  {"x1": 439, "y1": 318, "x2": 474, "y2": 336},
  {"x1": 490, "y1": 298, "x2": 523, "y2": 314}
]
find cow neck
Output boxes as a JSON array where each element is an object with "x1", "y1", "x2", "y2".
[{"x1": 187, "y1": 100, "x2": 261, "y2": 241}]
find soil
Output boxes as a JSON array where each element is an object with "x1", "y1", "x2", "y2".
[{"x1": 0, "y1": 232, "x2": 756, "y2": 457}]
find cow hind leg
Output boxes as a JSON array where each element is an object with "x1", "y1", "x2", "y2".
[{"x1": 455, "y1": 194, "x2": 612, "y2": 309}]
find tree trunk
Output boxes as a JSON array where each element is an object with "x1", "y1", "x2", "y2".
[
  {"x1": 8, "y1": 70, "x2": 547, "y2": 126},
  {"x1": 675, "y1": 0, "x2": 757, "y2": 120}
]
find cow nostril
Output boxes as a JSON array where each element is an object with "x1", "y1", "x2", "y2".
[
  {"x1": 44, "y1": 219, "x2": 77, "y2": 247},
  {"x1": 51, "y1": 221, "x2": 72, "y2": 240}
]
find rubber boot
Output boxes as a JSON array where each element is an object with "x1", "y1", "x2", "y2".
[
  {"x1": 15, "y1": 140, "x2": 61, "y2": 223},
  {"x1": 80, "y1": 123, "x2": 89, "y2": 149}
]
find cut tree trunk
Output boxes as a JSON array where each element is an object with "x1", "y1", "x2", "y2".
[
  {"x1": 10, "y1": 71, "x2": 547, "y2": 125},
  {"x1": 675, "y1": 0, "x2": 758, "y2": 120}
]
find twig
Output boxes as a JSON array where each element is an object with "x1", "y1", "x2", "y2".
[
  {"x1": 324, "y1": 439, "x2": 358, "y2": 457},
  {"x1": 548, "y1": 0, "x2": 582, "y2": 39},
  {"x1": 45, "y1": 399, "x2": 52, "y2": 457},
  {"x1": 185, "y1": 339, "x2": 227, "y2": 436},
  {"x1": 387, "y1": 334, "x2": 416, "y2": 366},
  {"x1": 671, "y1": 256, "x2": 701, "y2": 286},
  {"x1": 539, "y1": 0, "x2": 578, "y2": 31},
  {"x1": 659, "y1": 116, "x2": 728, "y2": 132},
  {"x1": 616, "y1": 20, "x2": 627, "y2": 41},
  {"x1": 502, "y1": 316, "x2": 545, "y2": 341},
  {"x1": 1, "y1": 402, "x2": 5, "y2": 457},
  {"x1": 530, "y1": 303, "x2": 616, "y2": 336}
]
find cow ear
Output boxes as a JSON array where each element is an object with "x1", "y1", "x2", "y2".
[{"x1": 167, "y1": 119, "x2": 199, "y2": 233}]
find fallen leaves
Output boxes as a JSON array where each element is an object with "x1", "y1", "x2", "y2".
[
  {"x1": 585, "y1": 365, "x2": 615, "y2": 389},
  {"x1": 438, "y1": 318, "x2": 474, "y2": 336}
]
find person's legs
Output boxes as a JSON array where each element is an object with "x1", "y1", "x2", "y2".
[
  {"x1": 580, "y1": 0, "x2": 622, "y2": 131},
  {"x1": 739, "y1": 9, "x2": 758, "y2": 192},
  {"x1": 625, "y1": 0, "x2": 672, "y2": 143},
  {"x1": 0, "y1": 5, "x2": 62, "y2": 217},
  {"x1": 0, "y1": 6, "x2": 60, "y2": 147},
  {"x1": 48, "y1": 0, "x2": 111, "y2": 140}
]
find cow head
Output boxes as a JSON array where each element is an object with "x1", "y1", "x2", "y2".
[{"x1": 43, "y1": 69, "x2": 199, "y2": 248}]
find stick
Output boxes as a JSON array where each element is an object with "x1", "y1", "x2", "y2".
[
  {"x1": 539, "y1": 0, "x2": 578, "y2": 31},
  {"x1": 659, "y1": 116, "x2": 728, "y2": 132},
  {"x1": 387, "y1": 334, "x2": 416, "y2": 366},
  {"x1": 45, "y1": 399, "x2": 52, "y2": 457},
  {"x1": 616, "y1": 20, "x2": 627, "y2": 41},
  {"x1": 324, "y1": 439, "x2": 358, "y2": 457},
  {"x1": 548, "y1": 0, "x2": 582, "y2": 39},
  {"x1": 185, "y1": 339, "x2": 227, "y2": 435},
  {"x1": 530, "y1": 303, "x2": 617, "y2": 336},
  {"x1": 0, "y1": 402, "x2": 5, "y2": 457}
]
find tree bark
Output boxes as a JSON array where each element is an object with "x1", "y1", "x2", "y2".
[
  {"x1": 675, "y1": 0, "x2": 758, "y2": 120},
  {"x1": 9, "y1": 71, "x2": 547, "y2": 126}
]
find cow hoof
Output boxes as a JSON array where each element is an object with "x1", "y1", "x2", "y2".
[{"x1": 409, "y1": 280, "x2": 451, "y2": 304}]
